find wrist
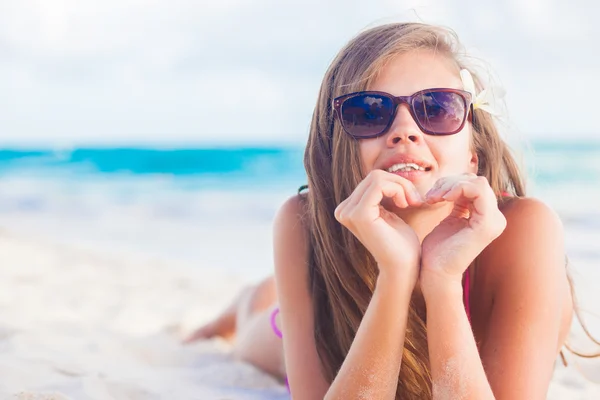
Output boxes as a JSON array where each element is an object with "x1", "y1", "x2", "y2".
[
  {"x1": 377, "y1": 263, "x2": 419, "y2": 290},
  {"x1": 419, "y1": 269, "x2": 464, "y2": 301}
]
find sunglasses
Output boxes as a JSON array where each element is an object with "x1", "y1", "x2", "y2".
[{"x1": 332, "y1": 88, "x2": 473, "y2": 139}]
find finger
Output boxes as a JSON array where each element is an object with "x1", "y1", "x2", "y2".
[
  {"x1": 368, "y1": 173, "x2": 424, "y2": 208},
  {"x1": 334, "y1": 197, "x2": 350, "y2": 221},
  {"x1": 354, "y1": 179, "x2": 414, "y2": 219},
  {"x1": 425, "y1": 176, "x2": 454, "y2": 202},
  {"x1": 434, "y1": 173, "x2": 477, "y2": 195},
  {"x1": 335, "y1": 175, "x2": 376, "y2": 220},
  {"x1": 403, "y1": 183, "x2": 424, "y2": 206},
  {"x1": 441, "y1": 180, "x2": 492, "y2": 216},
  {"x1": 335, "y1": 171, "x2": 385, "y2": 221},
  {"x1": 338, "y1": 171, "x2": 422, "y2": 220},
  {"x1": 378, "y1": 172, "x2": 423, "y2": 205},
  {"x1": 339, "y1": 181, "x2": 399, "y2": 227},
  {"x1": 425, "y1": 174, "x2": 478, "y2": 203},
  {"x1": 426, "y1": 179, "x2": 457, "y2": 203},
  {"x1": 391, "y1": 189, "x2": 409, "y2": 208}
]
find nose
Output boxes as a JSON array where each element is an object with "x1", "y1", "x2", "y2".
[{"x1": 385, "y1": 104, "x2": 424, "y2": 146}]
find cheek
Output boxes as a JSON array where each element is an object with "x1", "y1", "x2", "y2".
[
  {"x1": 430, "y1": 131, "x2": 475, "y2": 171},
  {"x1": 358, "y1": 140, "x2": 380, "y2": 173}
]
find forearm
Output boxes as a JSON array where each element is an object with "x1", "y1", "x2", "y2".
[
  {"x1": 325, "y1": 269, "x2": 414, "y2": 400},
  {"x1": 421, "y1": 274, "x2": 494, "y2": 400}
]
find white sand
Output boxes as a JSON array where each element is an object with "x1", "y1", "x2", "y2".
[
  {"x1": 0, "y1": 229, "x2": 288, "y2": 400},
  {"x1": 0, "y1": 228, "x2": 599, "y2": 399}
]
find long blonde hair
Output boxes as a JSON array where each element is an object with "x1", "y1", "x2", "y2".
[{"x1": 301, "y1": 22, "x2": 598, "y2": 399}]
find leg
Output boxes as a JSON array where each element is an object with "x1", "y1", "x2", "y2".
[
  {"x1": 232, "y1": 303, "x2": 286, "y2": 380},
  {"x1": 183, "y1": 286, "x2": 251, "y2": 343},
  {"x1": 230, "y1": 276, "x2": 286, "y2": 379},
  {"x1": 184, "y1": 275, "x2": 286, "y2": 379}
]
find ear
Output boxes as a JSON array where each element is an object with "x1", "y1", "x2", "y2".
[{"x1": 469, "y1": 149, "x2": 479, "y2": 174}]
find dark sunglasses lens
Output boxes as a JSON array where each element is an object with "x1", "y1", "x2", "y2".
[
  {"x1": 413, "y1": 91, "x2": 466, "y2": 134},
  {"x1": 340, "y1": 94, "x2": 394, "y2": 137}
]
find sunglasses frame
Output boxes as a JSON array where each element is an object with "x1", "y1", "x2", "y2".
[{"x1": 332, "y1": 88, "x2": 473, "y2": 139}]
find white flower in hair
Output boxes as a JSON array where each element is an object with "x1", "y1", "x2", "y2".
[{"x1": 460, "y1": 69, "x2": 506, "y2": 116}]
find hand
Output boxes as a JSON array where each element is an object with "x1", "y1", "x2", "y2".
[
  {"x1": 420, "y1": 173, "x2": 507, "y2": 284},
  {"x1": 334, "y1": 170, "x2": 423, "y2": 284}
]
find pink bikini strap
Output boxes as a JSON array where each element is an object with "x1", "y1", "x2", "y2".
[
  {"x1": 270, "y1": 308, "x2": 283, "y2": 339},
  {"x1": 463, "y1": 267, "x2": 471, "y2": 323}
]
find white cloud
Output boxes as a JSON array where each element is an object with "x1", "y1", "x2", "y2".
[
  {"x1": 0, "y1": 0, "x2": 598, "y2": 145},
  {"x1": 508, "y1": 0, "x2": 596, "y2": 41}
]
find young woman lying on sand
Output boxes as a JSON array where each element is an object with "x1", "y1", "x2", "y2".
[{"x1": 185, "y1": 22, "x2": 599, "y2": 399}]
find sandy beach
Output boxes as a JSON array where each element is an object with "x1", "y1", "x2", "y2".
[
  {"x1": 0, "y1": 228, "x2": 289, "y2": 400},
  {"x1": 0, "y1": 224, "x2": 598, "y2": 400},
  {"x1": 0, "y1": 143, "x2": 599, "y2": 399}
]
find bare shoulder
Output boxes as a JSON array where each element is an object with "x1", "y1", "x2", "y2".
[
  {"x1": 273, "y1": 193, "x2": 309, "y2": 276},
  {"x1": 494, "y1": 196, "x2": 563, "y2": 259},
  {"x1": 273, "y1": 193, "x2": 308, "y2": 235},
  {"x1": 480, "y1": 196, "x2": 565, "y2": 284},
  {"x1": 479, "y1": 198, "x2": 571, "y2": 316},
  {"x1": 499, "y1": 196, "x2": 563, "y2": 229}
]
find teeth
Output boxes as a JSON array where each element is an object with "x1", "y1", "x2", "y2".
[{"x1": 387, "y1": 163, "x2": 426, "y2": 173}]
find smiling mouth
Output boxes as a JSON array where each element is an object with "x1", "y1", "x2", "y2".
[{"x1": 387, "y1": 162, "x2": 432, "y2": 173}]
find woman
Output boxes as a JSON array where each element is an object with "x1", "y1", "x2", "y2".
[{"x1": 186, "y1": 22, "x2": 595, "y2": 399}]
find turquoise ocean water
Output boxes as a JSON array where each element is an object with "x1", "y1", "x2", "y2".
[
  {"x1": 0, "y1": 141, "x2": 598, "y2": 278},
  {"x1": 1, "y1": 141, "x2": 599, "y2": 189}
]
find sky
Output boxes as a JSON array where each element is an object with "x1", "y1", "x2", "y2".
[{"x1": 0, "y1": 0, "x2": 598, "y2": 146}]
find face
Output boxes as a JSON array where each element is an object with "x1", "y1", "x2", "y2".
[{"x1": 358, "y1": 50, "x2": 478, "y2": 196}]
